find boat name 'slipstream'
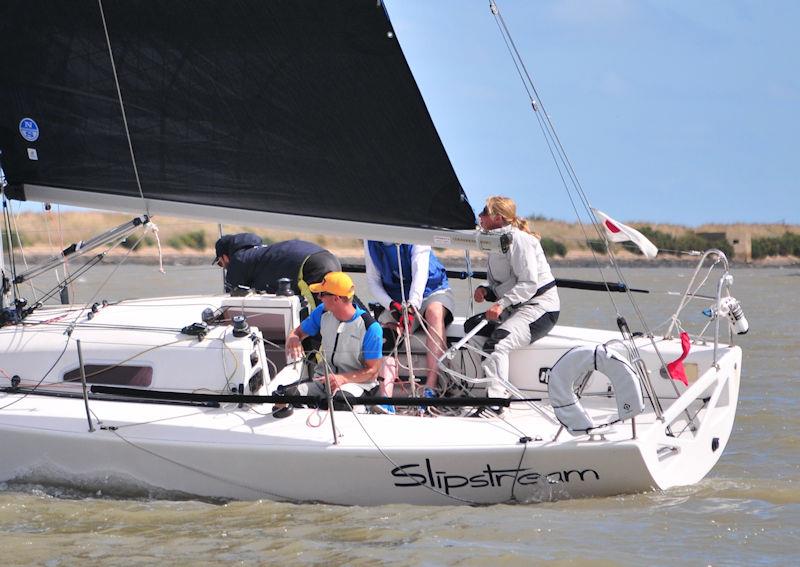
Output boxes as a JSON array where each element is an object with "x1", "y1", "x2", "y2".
[{"x1": 391, "y1": 459, "x2": 600, "y2": 495}]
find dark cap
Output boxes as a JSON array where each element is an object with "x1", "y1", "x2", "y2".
[
  {"x1": 212, "y1": 233, "x2": 262, "y2": 265},
  {"x1": 211, "y1": 236, "x2": 229, "y2": 265}
]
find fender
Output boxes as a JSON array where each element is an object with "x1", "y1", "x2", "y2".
[{"x1": 548, "y1": 345, "x2": 644, "y2": 435}]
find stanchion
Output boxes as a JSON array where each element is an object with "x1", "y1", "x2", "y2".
[{"x1": 76, "y1": 339, "x2": 95, "y2": 432}]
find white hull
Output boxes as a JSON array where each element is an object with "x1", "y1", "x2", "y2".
[
  {"x1": 0, "y1": 294, "x2": 741, "y2": 505},
  {"x1": 0, "y1": 1, "x2": 745, "y2": 506}
]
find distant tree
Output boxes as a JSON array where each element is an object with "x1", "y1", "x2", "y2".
[
  {"x1": 636, "y1": 226, "x2": 676, "y2": 254},
  {"x1": 540, "y1": 237, "x2": 567, "y2": 257},
  {"x1": 752, "y1": 232, "x2": 800, "y2": 259},
  {"x1": 1, "y1": 229, "x2": 31, "y2": 248},
  {"x1": 167, "y1": 230, "x2": 206, "y2": 250},
  {"x1": 675, "y1": 233, "x2": 734, "y2": 259},
  {"x1": 585, "y1": 239, "x2": 607, "y2": 254}
]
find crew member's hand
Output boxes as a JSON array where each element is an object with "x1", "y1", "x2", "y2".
[
  {"x1": 389, "y1": 301, "x2": 404, "y2": 321},
  {"x1": 485, "y1": 303, "x2": 504, "y2": 321},
  {"x1": 316, "y1": 372, "x2": 346, "y2": 392},
  {"x1": 474, "y1": 286, "x2": 488, "y2": 303},
  {"x1": 398, "y1": 305, "x2": 416, "y2": 334},
  {"x1": 285, "y1": 333, "x2": 304, "y2": 362}
]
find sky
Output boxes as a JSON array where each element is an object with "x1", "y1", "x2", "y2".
[
  {"x1": 9, "y1": 1, "x2": 798, "y2": 226},
  {"x1": 383, "y1": 0, "x2": 799, "y2": 225}
]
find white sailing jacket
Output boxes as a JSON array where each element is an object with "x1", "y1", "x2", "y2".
[{"x1": 485, "y1": 225, "x2": 560, "y2": 313}]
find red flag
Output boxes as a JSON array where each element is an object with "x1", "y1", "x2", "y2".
[
  {"x1": 604, "y1": 219, "x2": 622, "y2": 234},
  {"x1": 592, "y1": 208, "x2": 659, "y2": 259},
  {"x1": 666, "y1": 331, "x2": 691, "y2": 386}
]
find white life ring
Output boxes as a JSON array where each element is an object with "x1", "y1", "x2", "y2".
[{"x1": 548, "y1": 345, "x2": 645, "y2": 435}]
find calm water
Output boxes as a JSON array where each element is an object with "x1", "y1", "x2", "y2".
[{"x1": 2, "y1": 263, "x2": 798, "y2": 566}]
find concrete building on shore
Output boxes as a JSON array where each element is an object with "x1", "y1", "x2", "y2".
[{"x1": 727, "y1": 230, "x2": 752, "y2": 263}]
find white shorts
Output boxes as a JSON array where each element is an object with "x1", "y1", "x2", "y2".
[{"x1": 378, "y1": 288, "x2": 455, "y2": 330}]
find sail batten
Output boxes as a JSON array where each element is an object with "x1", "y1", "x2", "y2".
[{"x1": 0, "y1": 1, "x2": 476, "y2": 231}]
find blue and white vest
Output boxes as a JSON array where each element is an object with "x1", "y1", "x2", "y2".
[{"x1": 366, "y1": 242, "x2": 448, "y2": 303}]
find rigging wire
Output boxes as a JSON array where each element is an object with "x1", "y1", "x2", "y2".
[
  {"x1": 65, "y1": 237, "x2": 143, "y2": 330},
  {"x1": 1, "y1": 190, "x2": 19, "y2": 306},
  {"x1": 28, "y1": 254, "x2": 105, "y2": 308},
  {"x1": 41, "y1": 202, "x2": 65, "y2": 296},
  {"x1": 5, "y1": 233, "x2": 156, "y2": 398},
  {"x1": 22, "y1": 225, "x2": 151, "y2": 314},
  {"x1": 489, "y1": 0, "x2": 619, "y2": 316},
  {"x1": 97, "y1": 0, "x2": 148, "y2": 213},
  {"x1": 8, "y1": 201, "x2": 38, "y2": 302},
  {"x1": 489, "y1": 1, "x2": 679, "y2": 392}
]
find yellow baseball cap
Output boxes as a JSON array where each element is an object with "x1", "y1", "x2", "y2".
[{"x1": 308, "y1": 271, "x2": 355, "y2": 298}]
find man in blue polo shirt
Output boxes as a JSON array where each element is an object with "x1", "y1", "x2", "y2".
[{"x1": 273, "y1": 272, "x2": 383, "y2": 417}]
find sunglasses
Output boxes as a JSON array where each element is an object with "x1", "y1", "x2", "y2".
[
  {"x1": 479, "y1": 206, "x2": 491, "y2": 216},
  {"x1": 318, "y1": 291, "x2": 335, "y2": 298}
]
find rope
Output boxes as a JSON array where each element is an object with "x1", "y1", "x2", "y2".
[
  {"x1": 77, "y1": 339, "x2": 185, "y2": 381},
  {"x1": 146, "y1": 222, "x2": 166, "y2": 274},
  {"x1": 107, "y1": 428, "x2": 292, "y2": 501},
  {"x1": 0, "y1": 337, "x2": 71, "y2": 411},
  {"x1": 339, "y1": 393, "x2": 480, "y2": 504},
  {"x1": 343, "y1": 389, "x2": 537, "y2": 504},
  {"x1": 0, "y1": 236, "x2": 158, "y2": 409}
]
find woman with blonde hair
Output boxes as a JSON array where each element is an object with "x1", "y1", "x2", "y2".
[{"x1": 469, "y1": 196, "x2": 560, "y2": 417}]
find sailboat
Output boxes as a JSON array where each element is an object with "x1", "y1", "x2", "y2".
[{"x1": 0, "y1": 1, "x2": 745, "y2": 505}]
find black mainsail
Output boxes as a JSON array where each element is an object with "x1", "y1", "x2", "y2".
[{"x1": 0, "y1": 1, "x2": 478, "y2": 238}]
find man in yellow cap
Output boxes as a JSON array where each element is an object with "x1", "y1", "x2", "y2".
[{"x1": 273, "y1": 272, "x2": 383, "y2": 417}]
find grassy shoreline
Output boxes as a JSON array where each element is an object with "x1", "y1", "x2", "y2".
[{"x1": 4, "y1": 210, "x2": 799, "y2": 267}]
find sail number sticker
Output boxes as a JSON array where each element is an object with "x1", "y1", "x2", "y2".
[{"x1": 19, "y1": 118, "x2": 40, "y2": 142}]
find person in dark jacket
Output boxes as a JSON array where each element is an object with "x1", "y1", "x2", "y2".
[{"x1": 212, "y1": 233, "x2": 341, "y2": 309}]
